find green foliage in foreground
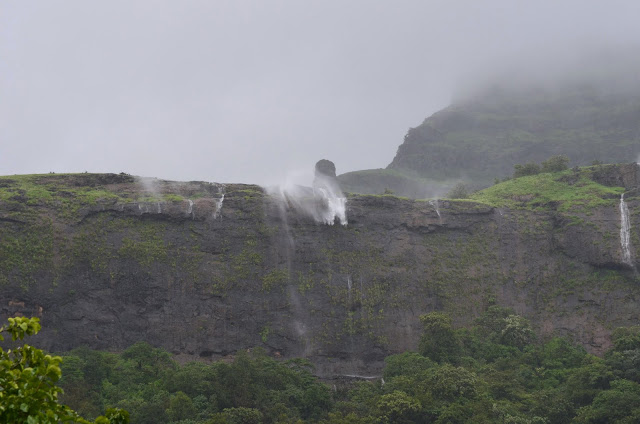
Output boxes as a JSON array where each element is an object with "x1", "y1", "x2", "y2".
[{"x1": 0, "y1": 317, "x2": 128, "y2": 424}]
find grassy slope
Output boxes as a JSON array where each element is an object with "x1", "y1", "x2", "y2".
[{"x1": 470, "y1": 167, "x2": 623, "y2": 212}]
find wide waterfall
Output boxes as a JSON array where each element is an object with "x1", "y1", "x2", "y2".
[
  {"x1": 620, "y1": 193, "x2": 634, "y2": 268},
  {"x1": 266, "y1": 159, "x2": 348, "y2": 226},
  {"x1": 268, "y1": 184, "x2": 347, "y2": 226}
]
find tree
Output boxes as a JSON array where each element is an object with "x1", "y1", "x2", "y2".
[
  {"x1": 446, "y1": 183, "x2": 469, "y2": 199},
  {"x1": 165, "y1": 391, "x2": 196, "y2": 422},
  {"x1": 375, "y1": 391, "x2": 421, "y2": 423},
  {"x1": 500, "y1": 314, "x2": 535, "y2": 349},
  {"x1": 572, "y1": 379, "x2": 640, "y2": 423},
  {"x1": 419, "y1": 312, "x2": 461, "y2": 363},
  {"x1": 222, "y1": 406, "x2": 264, "y2": 424},
  {"x1": 0, "y1": 316, "x2": 128, "y2": 424},
  {"x1": 383, "y1": 352, "x2": 434, "y2": 379},
  {"x1": 513, "y1": 162, "x2": 541, "y2": 178},
  {"x1": 541, "y1": 155, "x2": 569, "y2": 173},
  {"x1": 610, "y1": 326, "x2": 640, "y2": 352},
  {"x1": 428, "y1": 364, "x2": 478, "y2": 401}
]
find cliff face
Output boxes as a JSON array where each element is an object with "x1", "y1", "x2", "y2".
[{"x1": 1, "y1": 169, "x2": 640, "y2": 377}]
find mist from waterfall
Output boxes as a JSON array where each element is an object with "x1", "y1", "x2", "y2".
[{"x1": 265, "y1": 171, "x2": 347, "y2": 226}]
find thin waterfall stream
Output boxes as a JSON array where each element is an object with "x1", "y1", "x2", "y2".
[{"x1": 620, "y1": 193, "x2": 634, "y2": 269}]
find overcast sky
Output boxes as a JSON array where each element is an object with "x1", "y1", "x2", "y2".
[{"x1": 2, "y1": 1, "x2": 640, "y2": 185}]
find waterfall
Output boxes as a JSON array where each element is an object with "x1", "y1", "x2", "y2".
[
  {"x1": 315, "y1": 187, "x2": 347, "y2": 226},
  {"x1": 187, "y1": 200, "x2": 194, "y2": 219},
  {"x1": 156, "y1": 202, "x2": 162, "y2": 214},
  {"x1": 213, "y1": 194, "x2": 224, "y2": 219},
  {"x1": 212, "y1": 185, "x2": 225, "y2": 219},
  {"x1": 620, "y1": 193, "x2": 634, "y2": 268},
  {"x1": 429, "y1": 199, "x2": 442, "y2": 223},
  {"x1": 347, "y1": 275, "x2": 352, "y2": 304},
  {"x1": 268, "y1": 183, "x2": 347, "y2": 226}
]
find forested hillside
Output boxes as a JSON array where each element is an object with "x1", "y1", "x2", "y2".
[{"x1": 52, "y1": 309, "x2": 640, "y2": 423}]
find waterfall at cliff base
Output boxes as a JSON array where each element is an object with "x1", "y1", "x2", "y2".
[{"x1": 620, "y1": 193, "x2": 634, "y2": 268}]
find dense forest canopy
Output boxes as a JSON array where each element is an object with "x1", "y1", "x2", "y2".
[{"x1": 45, "y1": 307, "x2": 640, "y2": 423}]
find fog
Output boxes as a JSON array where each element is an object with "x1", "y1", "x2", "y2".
[{"x1": 2, "y1": 1, "x2": 639, "y2": 185}]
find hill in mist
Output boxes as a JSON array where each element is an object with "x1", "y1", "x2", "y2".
[{"x1": 339, "y1": 48, "x2": 640, "y2": 197}]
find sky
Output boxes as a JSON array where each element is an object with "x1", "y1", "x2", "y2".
[{"x1": 2, "y1": 1, "x2": 640, "y2": 185}]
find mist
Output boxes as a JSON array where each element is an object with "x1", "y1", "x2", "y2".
[
  {"x1": 454, "y1": 43, "x2": 640, "y2": 103},
  {"x1": 2, "y1": 1, "x2": 640, "y2": 185}
]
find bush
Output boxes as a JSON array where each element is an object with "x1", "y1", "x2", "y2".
[{"x1": 513, "y1": 162, "x2": 541, "y2": 178}]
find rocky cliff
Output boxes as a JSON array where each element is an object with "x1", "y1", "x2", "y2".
[{"x1": 1, "y1": 167, "x2": 640, "y2": 377}]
